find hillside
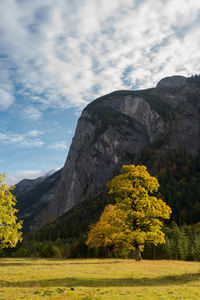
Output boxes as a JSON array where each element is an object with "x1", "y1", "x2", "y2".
[
  {"x1": 15, "y1": 74, "x2": 200, "y2": 235},
  {"x1": 35, "y1": 150, "x2": 200, "y2": 244},
  {"x1": 15, "y1": 169, "x2": 62, "y2": 235}
]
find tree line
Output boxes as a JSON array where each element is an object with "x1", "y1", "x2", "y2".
[
  {"x1": 1, "y1": 150, "x2": 200, "y2": 261},
  {"x1": 1, "y1": 222, "x2": 200, "y2": 261}
]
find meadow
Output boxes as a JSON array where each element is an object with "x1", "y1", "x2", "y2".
[{"x1": 0, "y1": 258, "x2": 200, "y2": 299}]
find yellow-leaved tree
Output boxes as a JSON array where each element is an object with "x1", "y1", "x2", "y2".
[
  {"x1": 86, "y1": 165, "x2": 171, "y2": 260},
  {"x1": 86, "y1": 204, "x2": 133, "y2": 257},
  {"x1": 0, "y1": 174, "x2": 23, "y2": 249}
]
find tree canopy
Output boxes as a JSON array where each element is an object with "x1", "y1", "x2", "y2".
[
  {"x1": 0, "y1": 174, "x2": 23, "y2": 248},
  {"x1": 87, "y1": 165, "x2": 171, "y2": 260},
  {"x1": 86, "y1": 204, "x2": 133, "y2": 257}
]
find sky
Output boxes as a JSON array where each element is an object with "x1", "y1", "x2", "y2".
[{"x1": 1, "y1": 0, "x2": 200, "y2": 184}]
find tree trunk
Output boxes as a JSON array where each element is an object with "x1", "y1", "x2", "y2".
[
  {"x1": 135, "y1": 245, "x2": 142, "y2": 261},
  {"x1": 107, "y1": 247, "x2": 113, "y2": 258}
]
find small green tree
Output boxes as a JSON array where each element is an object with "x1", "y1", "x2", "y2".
[{"x1": 0, "y1": 174, "x2": 23, "y2": 248}]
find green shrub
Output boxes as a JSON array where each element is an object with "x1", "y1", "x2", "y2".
[
  {"x1": 14, "y1": 247, "x2": 30, "y2": 257},
  {"x1": 52, "y1": 245, "x2": 62, "y2": 259}
]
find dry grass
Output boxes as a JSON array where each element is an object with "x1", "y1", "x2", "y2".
[{"x1": 0, "y1": 258, "x2": 200, "y2": 299}]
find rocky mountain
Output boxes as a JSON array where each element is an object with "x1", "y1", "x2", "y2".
[
  {"x1": 15, "y1": 169, "x2": 62, "y2": 234},
  {"x1": 15, "y1": 75, "x2": 200, "y2": 235},
  {"x1": 14, "y1": 177, "x2": 45, "y2": 198},
  {"x1": 14, "y1": 169, "x2": 60, "y2": 197}
]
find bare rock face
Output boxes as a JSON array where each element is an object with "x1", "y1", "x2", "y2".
[
  {"x1": 53, "y1": 93, "x2": 165, "y2": 216},
  {"x1": 15, "y1": 75, "x2": 200, "y2": 234},
  {"x1": 50, "y1": 79, "x2": 200, "y2": 222}
]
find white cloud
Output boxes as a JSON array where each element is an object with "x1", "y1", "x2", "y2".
[
  {"x1": 0, "y1": 130, "x2": 44, "y2": 148},
  {"x1": 0, "y1": 60, "x2": 15, "y2": 110},
  {"x1": 20, "y1": 139, "x2": 44, "y2": 148},
  {"x1": 66, "y1": 128, "x2": 73, "y2": 135},
  {"x1": 22, "y1": 106, "x2": 42, "y2": 121},
  {"x1": 27, "y1": 130, "x2": 43, "y2": 137},
  {"x1": 0, "y1": 0, "x2": 200, "y2": 114},
  {"x1": 0, "y1": 88, "x2": 15, "y2": 110},
  {"x1": 6, "y1": 167, "x2": 61, "y2": 185},
  {"x1": 48, "y1": 141, "x2": 67, "y2": 150}
]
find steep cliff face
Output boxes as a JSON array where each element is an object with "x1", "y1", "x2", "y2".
[
  {"x1": 16, "y1": 75, "x2": 200, "y2": 234},
  {"x1": 155, "y1": 76, "x2": 200, "y2": 154},
  {"x1": 54, "y1": 76, "x2": 200, "y2": 215},
  {"x1": 54, "y1": 94, "x2": 165, "y2": 215}
]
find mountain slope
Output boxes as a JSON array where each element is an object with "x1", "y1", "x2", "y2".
[
  {"x1": 16, "y1": 75, "x2": 200, "y2": 235},
  {"x1": 52, "y1": 75, "x2": 200, "y2": 217},
  {"x1": 15, "y1": 169, "x2": 62, "y2": 234},
  {"x1": 35, "y1": 150, "x2": 200, "y2": 242}
]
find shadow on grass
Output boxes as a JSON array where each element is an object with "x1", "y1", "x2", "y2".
[
  {"x1": 0, "y1": 259, "x2": 122, "y2": 267},
  {"x1": 67, "y1": 261, "x2": 122, "y2": 265},
  {"x1": 0, "y1": 262, "x2": 62, "y2": 267},
  {"x1": 0, "y1": 258, "x2": 66, "y2": 267},
  {"x1": 0, "y1": 263, "x2": 30, "y2": 267},
  {"x1": 1, "y1": 273, "x2": 200, "y2": 288}
]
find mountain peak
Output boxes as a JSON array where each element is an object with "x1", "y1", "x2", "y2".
[
  {"x1": 156, "y1": 75, "x2": 187, "y2": 89},
  {"x1": 15, "y1": 74, "x2": 200, "y2": 235}
]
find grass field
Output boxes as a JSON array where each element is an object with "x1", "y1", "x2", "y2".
[{"x1": 0, "y1": 258, "x2": 200, "y2": 299}]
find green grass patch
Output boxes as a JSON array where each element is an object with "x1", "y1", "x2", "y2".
[{"x1": 0, "y1": 258, "x2": 200, "y2": 299}]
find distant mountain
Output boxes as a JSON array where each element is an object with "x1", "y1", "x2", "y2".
[
  {"x1": 14, "y1": 169, "x2": 59, "y2": 197},
  {"x1": 15, "y1": 75, "x2": 200, "y2": 235},
  {"x1": 14, "y1": 177, "x2": 45, "y2": 198},
  {"x1": 15, "y1": 169, "x2": 62, "y2": 235}
]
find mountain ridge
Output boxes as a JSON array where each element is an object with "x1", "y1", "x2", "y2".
[{"x1": 15, "y1": 74, "x2": 200, "y2": 235}]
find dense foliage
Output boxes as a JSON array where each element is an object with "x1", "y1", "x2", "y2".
[
  {"x1": 0, "y1": 174, "x2": 22, "y2": 248},
  {"x1": 2, "y1": 222, "x2": 200, "y2": 261},
  {"x1": 87, "y1": 165, "x2": 171, "y2": 260},
  {"x1": 136, "y1": 143, "x2": 200, "y2": 226},
  {"x1": 86, "y1": 204, "x2": 127, "y2": 257},
  {"x1": 157, "y1": 152, "x2": 200, "y2": 225}
]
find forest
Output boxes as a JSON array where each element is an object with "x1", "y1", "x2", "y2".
[{"x1": 1, "y1": 149, "x2": 200, "y2": 261}]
